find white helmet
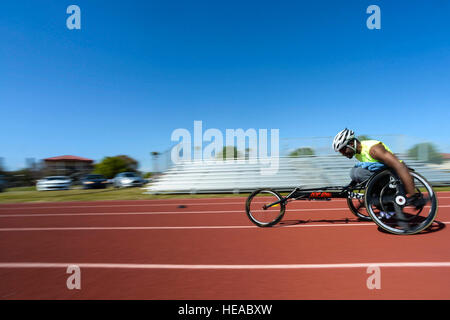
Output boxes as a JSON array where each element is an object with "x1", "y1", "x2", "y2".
[{"x1": 332, "y1": 128, "x2": 355, "y2": 152}]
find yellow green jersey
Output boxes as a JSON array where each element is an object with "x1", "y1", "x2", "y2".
[{"x1": 355, "y1": 140, "x2": 394, "y2": 163}]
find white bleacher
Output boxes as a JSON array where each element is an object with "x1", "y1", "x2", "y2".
[{"x1": 143, "y1": 155, "x2": 450, "y2": 194}]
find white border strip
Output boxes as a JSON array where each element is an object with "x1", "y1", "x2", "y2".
[{"x1": 0, "y1": 262, "x2": 449, "y2": 269}]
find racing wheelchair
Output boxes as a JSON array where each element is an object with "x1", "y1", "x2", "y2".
[{"x1": 245, "y1": 168, "x2": 438, "y2": 235}]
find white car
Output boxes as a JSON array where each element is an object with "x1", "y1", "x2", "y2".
[
  {"x1": 36, "y1": 176, "x2": 72, "y2": 191},
  {"x1": 113, "y1": 172, "x2": 146, "y2": 188}
]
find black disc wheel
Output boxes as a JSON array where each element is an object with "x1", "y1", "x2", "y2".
[
  {"x1": 364, "y1": 170, "x2": 438, "y2": 235},
  {"x1": 245, "y1": 189, "x2": 285, "y2": 227}
]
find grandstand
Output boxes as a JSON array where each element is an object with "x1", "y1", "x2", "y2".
[{"x1": 143, "y1": 155, "x2": 450, "y2": 194}]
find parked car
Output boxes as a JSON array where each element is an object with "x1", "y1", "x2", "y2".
[
  {"x1": 36, "y1": 176, "x2": 72, "y2": 191},
  {"x1": 0, "y1": 175, "x2": 6, "y2": 192},
  {"x1": 113, "y1": 172, "x2": 146, "y2": 188},
  {"x1": 80, "y1": 174, "x2": 109, "y2": 189}
]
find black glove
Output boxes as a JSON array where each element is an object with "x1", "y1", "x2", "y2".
[{"x1": 406, "y1": 193, "x2": 427, "y2": 209}]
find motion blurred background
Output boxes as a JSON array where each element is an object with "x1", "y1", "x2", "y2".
[{"x1": 0, "y1": 0, "x2": 449, "y2": 196}]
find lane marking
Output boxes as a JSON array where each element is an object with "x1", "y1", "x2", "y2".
[
  {"x1": 0, "y1": 196, "x2": 253, "y2": 207},
  {"x1": 0, "y1": 205, "x2": 449, "y2": 218},
  {"x1": 0, "y1": 221, "x2": 448, "y2": 232},
  {"x1": 0, "y1": 262, "x2": 450, "y2": 269},
  {"x1": 1, "y1": 195, "x2": 449, "y2": 210},
  {"x1": 0, "y1": 208, "x2": 368, "y2": 218},
  {"x1": 0, "y1": 202, "x2": 248, "y2": 210}
]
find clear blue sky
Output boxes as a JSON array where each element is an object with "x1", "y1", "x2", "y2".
[{"x1": 1, "y1": 0, "x2": 449, "y2": 171}]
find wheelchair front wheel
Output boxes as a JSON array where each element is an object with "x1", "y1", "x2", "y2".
[{"x1": 246, "y1": 189, "x2": 285, "y2": 227}]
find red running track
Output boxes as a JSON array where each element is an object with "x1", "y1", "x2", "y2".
[{"x1": 0, "y1": 192, "x2": 450, "y2": 299}]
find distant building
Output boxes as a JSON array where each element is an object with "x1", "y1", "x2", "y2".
[{"x1": 43, "y1": 155, "x2": 94, "y2": 178}]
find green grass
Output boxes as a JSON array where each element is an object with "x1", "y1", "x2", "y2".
[
  {"x1": 0, "y1": 185, "x2": 449, "y2": 204},
  {"x1": 0, "y1": 186, "x2": 251, "y2": 203},
  {"x1": 4, "y1": 186, "x2": 37, "y2": 192}
]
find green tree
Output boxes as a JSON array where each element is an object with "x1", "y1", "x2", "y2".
[
  {"x1": 407, "y1": 143, "x2": 443, "y2": 164},
  {"x1": 3, "y1": 169, "x2": 35, "y2": 187},
  {"x1": 116, "y1": 155, "x2": 138, "y2": 171},
  {"x1": 0, "y1": 157, "x2": 6, "y2": 175},
  {"x1": 289, "y1": 147, "x2": 315, "y2": 157},
  {"x1": 215, "y1": 146, "x2": 241, "y2": 160},
  {"x1": 94, "y1": 156, "x2": 138, "y2": 178}
]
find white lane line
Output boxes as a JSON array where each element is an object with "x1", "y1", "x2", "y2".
[
  {"x1": 0, "y1": 222, "x2": 448, "y2": 232},
  {"x1": 0, "y1": 208, "x2": 353, "y2": 218},
  {"x1": 0, "y1": 202, "x2": 246, "y2": 210},
  {"x1": 0, "y1": 225, "x2": 260, "y2": 231},
  {"x1": 0, "y1": 224, "x2": 373, "y2": 231},
  {"x1": 0, "y1": 205, "x2": 449, "y2": 218},
  {"x1": 0, "y1": 196, "x2": 252, "y2": 208},
  {"x1": 1, "y1": 196, "x2": 450, "y2": 210},
  {"x1": 0, "y1": 262, "x2": 449, "y2": 269}
]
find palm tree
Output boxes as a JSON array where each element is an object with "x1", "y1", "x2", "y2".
[{"x1": 151, "y1": 151, "x2": 161, "y2": 173}]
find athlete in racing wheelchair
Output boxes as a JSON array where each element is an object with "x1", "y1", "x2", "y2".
[
  {"x1": 245, "y1": 129, "x2": 437, "y2": 235},
  {"x1": 333, "y1": 128, "x2": 428, "y2": 217}
]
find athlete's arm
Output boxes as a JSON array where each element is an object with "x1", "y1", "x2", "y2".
[{"x1": 369, "y1": 143, "x2": 416, "y2": 197}]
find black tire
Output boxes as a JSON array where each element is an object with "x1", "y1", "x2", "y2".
[
  {"x1": 347, "y1": 189, "x2": 371, "y2": 221},
  {"x1": 246, "y1": 189, "x2": 285, "y2": 227},
  {"x1": 364, "y1": 169, "x2": 438, "y2": 235}
]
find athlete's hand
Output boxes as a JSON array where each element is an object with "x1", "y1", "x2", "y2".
[{"x1": 406, "y1": 193, "x2": 427, "y2": 209}]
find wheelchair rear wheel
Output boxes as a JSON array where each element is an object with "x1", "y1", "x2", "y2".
[{"x1": 364, "y1": 170, "x2": 438, "y2": 235}]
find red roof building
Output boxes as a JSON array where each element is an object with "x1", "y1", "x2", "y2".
[
  {"x1": 44, "y1": 155, "x2": 93, "y2": 162},
  {"x1": 43, "y1": 155, "x2": 94, "y2": 177}
]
